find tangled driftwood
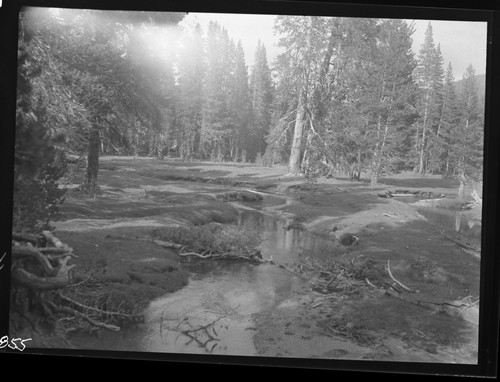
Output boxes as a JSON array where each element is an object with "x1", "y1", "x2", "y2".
[
  {"x1": 11, "y1": 231, "x2": 136, "y2": 333},
  {"x1": 11, "y1": 231, "x2": 76, "y2": 291}
]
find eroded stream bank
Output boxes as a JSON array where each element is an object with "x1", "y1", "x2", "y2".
[
  {"x1": 54, "y1": 157, "x2": 479, "y2": 362},
  {"x1": 69, "y1": 188, "x2": 480, "y2": 363}
]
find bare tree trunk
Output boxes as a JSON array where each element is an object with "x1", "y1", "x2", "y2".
[
  {"x1": 371, "y1": 114, "x2": 383, "y2": 186},
  {"x1": 288, "y1": 17, "x2": 313, "y2": 176},
  {"x1": 86, "y1": 124, "x2": 100, "y2": 187},
  {"x1": 418, "y1": 90, "x2": 430, "y2": 175},
  {"x1": 458, "y1": 174, "x2": 466, "y2": 199},
  {"x1": 288, "y1": 89, "x2": 307, "y2": 175}
]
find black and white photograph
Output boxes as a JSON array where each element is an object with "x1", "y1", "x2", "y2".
[{"x1": 2, "y1": 1, "x2": 497, "y2": 374}]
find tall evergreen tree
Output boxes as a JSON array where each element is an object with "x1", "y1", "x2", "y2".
[
  {"x1": 14, "y1": 9, "x2": 67, "y2": 232},
  {"x1": 437, "y1": 62, "x2": 460, "y2": 176},
  {"x1": 426, "y1": 43, "x2": 445, "y2": 173},
  {"x1": 313, "y1": 17, "x2": 378, "y2": 180},
  {"x1": 177, "y1": 23, "x2": 205, "y2": 159},
  {"x1": 366, "y1": 19, "x2": 419, "y2": 185},
  {"x1": 200, "y1": 22, "x2": 234, "y2": 160},
  {"x1": 249, "y1": 40, "x2": 273, "y2": 160},
  {"x1": 229, "y1": 41, "x2": 252, "y2": 161},
  {"x1": 450, "y1": 64, "x2": 483, "y2": 198},
  {"x1": 274, "y1": 15, "x2": 339, "y2": 175},
  {"x1": 412, "y1": 22, "x2": 443, "y2": 175}
]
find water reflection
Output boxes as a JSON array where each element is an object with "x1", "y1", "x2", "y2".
[
  {"x1": 417, "y1": 208, "x2": 481, "y2": 240},
  {"x1": 236, "y1": 209, "x2": 337, "y2": 264},
  {"x1": 139, "y1": 262, "x2": 295, "y2": 356}
]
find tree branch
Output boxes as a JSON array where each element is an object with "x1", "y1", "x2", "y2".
[
  {"x1": 57, "y1": 292, "x2": 141, "y2": 319},
  {"x1": 49, "y1": 303, "x2": 120, "y2": 332},
  {"x1": 385, "y1": 259, "x2": 414, "y2": 293}
]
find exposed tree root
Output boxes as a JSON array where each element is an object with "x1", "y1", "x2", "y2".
[{"x1": 10, "y1": 231, "x2": 135, "y2": 336}]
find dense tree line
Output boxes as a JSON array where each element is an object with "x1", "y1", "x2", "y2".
[
  {"x1": 270, "y1": 18, "x2": 483, "y2": 188},
  {"x1": 15, "y1": 9, "x2": 484, "y2": 231}
]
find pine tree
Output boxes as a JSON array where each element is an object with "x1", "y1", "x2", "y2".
[
  {"x1": 413, "y1": 22, "x2": 443, "y2": 175},
  {"x1": 323, "y1": 18, "x2": 382, "y2": 180},
  {"x1": 177, "y1": 23, "x2": 205, "y2": 159},
  {"x1": 14, "y1": 9, "x2": 67, "y2": 231},
  {"x1": 426, "y1": 43, "x2": 445, "y2": 173},
  {"x1": 450, "y1": 64, "x2": 483, "y2": 198},
  {"x1": 274, "y1": 15, "x2": 336, "y2": 175},
  {"x1": 367, "y1": 19, "x2": 419, "y2": 185},
  {"x1": 200, "y1": 22, "x2": 234, "y2": 160},
  {"x1": 249, "y1": 40, "x2": 273, "y2": 161},
  {"x1": 229, "y1": 41, "x2": 252, "y2": 161},
  {"x1": 438, "y1": 62, "x2": 460, "y2": 176}
]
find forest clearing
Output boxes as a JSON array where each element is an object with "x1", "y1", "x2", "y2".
[
  {"x1": 15, "y1": 156, "x2": 479, "y2": 362},
  {"x1": 9, "y1": 7, "x2": 485, "y2": 365}
]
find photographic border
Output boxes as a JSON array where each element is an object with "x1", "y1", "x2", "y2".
[{"x1": 1, "y1": 0, "x2": 499, "y2": 378}]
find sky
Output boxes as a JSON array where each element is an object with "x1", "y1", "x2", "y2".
[{"x1": 181, "y1": 12, "x2": 488, "y2": 80}]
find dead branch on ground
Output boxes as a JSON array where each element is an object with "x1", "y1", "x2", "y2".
[
  {"x1": 385, "y1": 259, "x2": 415, "y2": 293},
  {"x1": 177, "y1": 249, "x2": 266, "y2": 264},
  {"x1": 162, "y1": 315, "x2": 223, "y2": 353}
]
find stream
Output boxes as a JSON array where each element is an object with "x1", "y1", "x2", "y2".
[
  {"x1": 71, "y1": 197, "x2": 331, "y2": 354},
  {"x1": 71, "y1": 194, "x2": 481, "y2": 355},
  {"x1": 416, "y1": 207, "x2": 481, "y2": 240}
]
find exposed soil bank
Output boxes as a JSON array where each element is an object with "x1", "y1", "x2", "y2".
[{"x1": 51, "y1": 157, "x2": 480, "y2": 363}]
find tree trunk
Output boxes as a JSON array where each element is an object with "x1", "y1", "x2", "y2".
[
  {"x1": 288, "y1": 17, "x2": 313, "y2": 176},
  {"x1": 356, "y1": 149, "x2": 362, "y2": 180},
  {"x1": 371, "y1": 114, "x2": 383, "y2": 186},
  {"x1": 301, "y1": 129, "x2": 313, "y2": 172},
  {"x1": 86, "y1": 124, "x2": 100, "y2": 186},
  {"x1": 288, "y1": 89, "x2": 307, "y2": 175},
  {"x1": 458, "y1": 173, "x2": 466, "y2": 199},
  {"x1": 418, "y1": 89, "x2": 430, "y2": 175}
]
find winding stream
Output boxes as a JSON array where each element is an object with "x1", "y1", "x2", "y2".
[
  {"x1": 71, "y1": 194, "x2": 481, "y2": 355},
  {"x1": 71, "y1": 197, "x2": 324, "y2": 354}
]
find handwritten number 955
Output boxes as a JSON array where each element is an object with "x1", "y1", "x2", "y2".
[{"x1": 0, "y1": 336, "x2": 31, "y2": 351}]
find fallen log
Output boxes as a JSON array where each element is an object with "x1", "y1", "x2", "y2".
[
  {"x1": 178, "y1": 250, "x2": 264, "y2": 263},
  {"x1": 152, "y1": 239, "x2": 183, "y2": 250}
]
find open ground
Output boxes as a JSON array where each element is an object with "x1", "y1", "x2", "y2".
[{"x1": 52, "y1": 156, "x2": 481, "y2": 362}]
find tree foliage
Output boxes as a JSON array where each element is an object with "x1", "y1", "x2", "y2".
[{"x1": 15, "y1": 10, "x2": 486, "y2": 233}]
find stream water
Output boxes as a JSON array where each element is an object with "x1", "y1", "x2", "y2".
[
  {"x1": 71, "y1": 195, "x2": 481, "y2": 355},
  {"x1": 416, "y1": 207, "x2": 481, "y2": 240},
  {"x1": 71, "y1": 197, "x2": 330, "y2": 354}
]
